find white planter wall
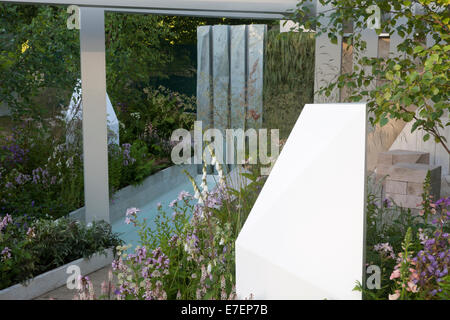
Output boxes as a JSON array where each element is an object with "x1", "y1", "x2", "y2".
[{"x1": 0, "y1": 249, "x2": 114, "y2": 300}]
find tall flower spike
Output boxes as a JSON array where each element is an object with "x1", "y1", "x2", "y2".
[
  {"x1": 206, "y1": 143, "x2": 226, "y2": 187},
  {"x1": 201, "y1": 164, "x2": 209, "y2": 194},
  {"x1": 184, "y1": 170, "x2": 205, "y2": 207}
]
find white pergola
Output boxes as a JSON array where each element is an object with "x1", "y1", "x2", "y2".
[{"x1": 4, "y1": 0, "x2": 319, "y2": 223}]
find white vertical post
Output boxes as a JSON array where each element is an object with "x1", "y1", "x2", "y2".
[
  {"x1": 314, "y1": 2, "x2": 343, "y2": 103},
  {"x1": 79, "y1": 7, "x2": 110, "y2": 223}
]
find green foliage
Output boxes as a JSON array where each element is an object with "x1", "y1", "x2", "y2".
[
  {"x1": 0, "y1": 118, "x2": 85, "y2": 219},
  {"x1": 0, "y1": 4, "x2": 79, "y2": 120},
  {"x1": 0, "y1": 215, "x2": 123, "y2": 290},
  {"x1": 0, "y1": 115, "x2": 164, "y2": 219},
  {"x1": 361, "y1": 174, "x2": 449, "y2": 300},
  {"x1": 102, "y1": 165, "x2": 266, "y2": 300},
  {"x1": 436, "y1": 275, "x2": 450, "y2": 299},
  {"x1": 108, "y1": 141, "x2": 162, "y2": 195},
  {"x1": 117, "y1": 86, "x2": 195, "y2": 158},
  {"x1": 294, "y1": 0, "x2": 450, "y2": 153},
  {"x1": 124, "y1": 141, "x2": 159, "y2": 185},
  {"x1": 104, "y1": 12, "x2": 176, "y2": 113}
]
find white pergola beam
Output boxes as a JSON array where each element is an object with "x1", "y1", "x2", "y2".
[{"x1": 1, "y1": 0, "x2": 309, "y2": 18}]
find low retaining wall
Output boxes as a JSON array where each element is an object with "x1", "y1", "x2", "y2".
[
  {"x1": 0, "y1": 249, "x2": 114, "y2": 300},
  {"x1": 69, "y1": 163, "x2": 199, "y2": 224}
]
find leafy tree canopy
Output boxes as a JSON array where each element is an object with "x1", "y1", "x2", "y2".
[{"x1": 294, "y1": 0, "x2": 449, "y2": 153}]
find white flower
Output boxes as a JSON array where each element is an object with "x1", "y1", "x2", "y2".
[
  {"x1": 65, "y1": 157, "x2": 73, "y2": 168},
  {"x1": 388, "y1": 291, "x2": 400, "y2": 300},
  {"x1": 207, "y1": 263, "x2": 212, "y2": 274},
  {"x1": 200, "y1": 182, "x2": 208, "y2": 193},
  {"x1": 219, "y1": 238, "x2": 225, "y2": 245},
  {"x1": 184, "y1": 243, "x2": 191, "y2": 254},
  {"x1": 130, "y1": 112, "x2": 141, "y2": 120}
]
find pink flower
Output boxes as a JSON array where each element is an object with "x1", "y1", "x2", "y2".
[
  {"x1": 390, "y1": 269, "x2": 401, "y2": 280},
  {"x1": 407, "y1": 281, "x2": 418, "y2": 293},
  {"x1": 388, "y1": 290, "x2": 401, "y2": 300},
  {"x1": 169, "y1": 200, "x2": 177, "y2": 208},
  {"x1": 126, "y1": 208, "x2": 140, "y2": 216},
  {"x1": 26, "y1": 227, "x2": 36, "y2": 238}
]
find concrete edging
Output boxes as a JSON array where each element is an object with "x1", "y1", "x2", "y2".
[{"x1": 0, "y1": 249, "x2": 114, "y2": 300}]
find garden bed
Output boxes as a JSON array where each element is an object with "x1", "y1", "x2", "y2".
[{"x1": 0, "y1": 249, "x2": 114, "y2": 300}]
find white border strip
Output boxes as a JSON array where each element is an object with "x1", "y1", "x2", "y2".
[{"x1": 0, "y1": 249, "x2": 114, "y2": 300}]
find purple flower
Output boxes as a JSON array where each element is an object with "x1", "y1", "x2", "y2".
[
  {"x1": 126, "y1": 208, "x2": 140, "y2": 216},
  {"x1": 177, "y1": 191, "x2": 191, "y2": 201},
  {"x1": 1, "y1": 247, "x2": 11, "y2": 260},
  {"x1": 0, "y1": 214, "x2": 13, "y2": 231},
  {"x1": 121, "y1": 143, "x2": 136, "y2": 166}
]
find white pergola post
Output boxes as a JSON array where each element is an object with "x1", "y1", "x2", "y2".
[
  {"x1": 314, "y1": 2, "x2": 342, "y2": 103},
  {"x1": 79, "y1": 7, "x2": 110, "y2": 223}
]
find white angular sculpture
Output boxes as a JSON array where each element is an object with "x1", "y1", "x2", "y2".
[
  {"x1": 236, "y1": 103, "x2": 367, "y2": 300},
  {"x1": 65, "y1": 80, "x2": 119, "y2": 145}
]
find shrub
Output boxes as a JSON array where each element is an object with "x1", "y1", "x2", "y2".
[
  {"x1": 0, "y1": 215, "x2": 123, "y2": 290},
  {"x1": 117, "y1": 86, "x2": 195, "y2": 159},
  {"x1": 0, "y1": 119, "x2": 85, "y2": 219}
]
